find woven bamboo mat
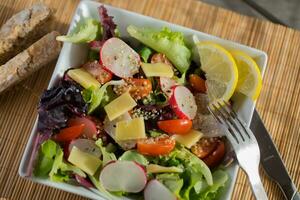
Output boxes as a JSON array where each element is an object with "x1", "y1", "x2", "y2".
[{"x1": 0, "y1": 0, "x2": 299, "y2": 199}]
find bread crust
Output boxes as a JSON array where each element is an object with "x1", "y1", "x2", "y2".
[
  {"x1": 0, "y1": 3, "x2": 52, "y2": 64},
  {"x1": 0, "y1": 31, "x2": 61, "y2": 93}
]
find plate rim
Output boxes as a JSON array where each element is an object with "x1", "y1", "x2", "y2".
[{"x1": 18, "y1": 1, "x2": 268, "y2": 200}]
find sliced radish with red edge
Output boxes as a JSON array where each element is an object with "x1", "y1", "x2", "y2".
[
  {"x1": 69, "y1": 139, "x2": 102, "y2": 158},
  {"x1": 100, "y1": 37, "x2": 140, "y2": 78},
  {"x1": 144, "y1": 179, "x2": 176, "y2": 200},
  {"x1": 100, "y1": 160, "x2": 147, "y2": 193},
  {"x1": 159, "y1": 77, "x2": 178, "y2": 97},
  {"x1": 169, "y1": 85, "x2": 197, "y2": 120}
]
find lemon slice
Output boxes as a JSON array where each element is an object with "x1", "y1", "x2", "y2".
[
  {"x1": 230, "y1": 50, "x2": 262, "y2": 100},
  {"x1": 196, "y1": 41, "x2": 238, "y2": 103}
]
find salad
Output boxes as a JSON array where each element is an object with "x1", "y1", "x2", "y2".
[{"x1": 29, "y1": 5, "x2": 263, "y2": 200}]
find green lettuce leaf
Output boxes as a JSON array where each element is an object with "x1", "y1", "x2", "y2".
[
  {"x1": 34, "y1": 139, "x2": 85, "y2": 182},
  {"x1": 180, "y1": 166, "x2": 204, "y2": 199},
  {"x1": 84, "y1": 80, "x2": 125, "y2": 114},
  {"x1": 170, "y1": 147, "x2": 213, "y2": 186},
  {"x1": 127, "y1": 25, "x2": 191, "y2": 74},
  {"x1": 119, "y1": 150, "x2": 149, "y2": 166},
  {"x1": 34, "y1": 140, "x2": 57, "y2": 177},
  {"x1": 157, "y1": 173, "x2": 184, "y2": 198},
  {"x1": 173, "y1": 72, "x2": 187, "y2": 85},
  {"x1": 49, "y1": 142, "x2": 86, "y2": 182},
  {"x1": 95, "y1": 139, "x2": 117, "y2": 165},
  {"x1": 56, "y1": 18, "x2": 101, "y2": 43}
]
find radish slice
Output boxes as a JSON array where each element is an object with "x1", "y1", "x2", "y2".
[
  {"x1": 100, "y1": 161, "x2": 147, "y2": 193},
  {"x1": 69, "y1": 139, "x2": 102, "y2": 158},
  {"x1": 100, "y1": 37, "x2": 140, "y2": 78},
  {"x1": 169, "y1": 85, "x2": 197, "y2": 120},
  {"x1": 144, "y1": 179, "x2": 176, "y2": 200},
  {"x1": 68, "y1": 117, "x2": 98, "y2": 139},
  {"x1": 159, "y1": 77, "x2": 178, "y2": 97}
]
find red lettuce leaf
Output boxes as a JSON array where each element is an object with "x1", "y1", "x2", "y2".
[{"x1": 98, "y1": 5, "x2": 117, "y2": 41}]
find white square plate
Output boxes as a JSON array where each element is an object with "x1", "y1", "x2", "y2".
[{"x1": 19, "y1": 1, "x2": 267, "y2": 199}]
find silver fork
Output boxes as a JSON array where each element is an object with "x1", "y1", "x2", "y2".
[{"x1": 208, "y1": 101, "x2": 268, "y2": 200}]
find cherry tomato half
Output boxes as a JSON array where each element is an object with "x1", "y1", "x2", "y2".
[
  {"x1": 157, "y1": 119, "x2": 192, "y2": 135},
  {"x1": 53, "y1": 124, "x2": 85, "y2": 142},
  {"x1": 68, "y1": 117, "x2": 98, "y2": 139},
  {"x1": 114, "y1": 78, "x2": 152, "y2": 100},
  {"x1": 189, "y1": 74, "x2": 206, "y2": 93},
  {"x1": 137, "y1": 136, "x2": 175, "y2": 156},
  {"x1": 203, "y1": 140, "x2": 225, "y2": 168}
]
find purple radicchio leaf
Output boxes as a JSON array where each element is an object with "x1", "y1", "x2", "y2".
[{"x1": 37, "y1": 80, "x2": 87, "y2": 134}]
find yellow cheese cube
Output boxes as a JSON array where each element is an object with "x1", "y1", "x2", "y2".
[
  {"x1": 67, "y1": 68, "x2": 100, "y2": 89},
  {"x1": 174, "y1": 129, "x2": 203, "y2": 148},
  {"x1": 115, "y1": 117, "x2": 146, "y2": 140},
  {"x1": 104, "y1": 92, "x2": 137, "y2": 121},
  {"x1": 68, "y1": 146, "x2": 102, "y2": 176},
  {"x1": 141, "y1": 62, "x2": 174, "y2": 78}
]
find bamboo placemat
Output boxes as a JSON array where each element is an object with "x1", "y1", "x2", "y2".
[{"x1": 0, "y1": 0, "x2": 299, "y2": 199}]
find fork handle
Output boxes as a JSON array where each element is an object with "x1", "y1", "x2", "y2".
[{"x1": 248, "y1": 169, "x2": 268, "y2": 200}]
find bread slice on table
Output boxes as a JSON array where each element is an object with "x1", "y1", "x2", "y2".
[
  {"x1": 0, "y1": 3, "x2": 52, "y2": 64},
  {"x1": 0, "y1": 31, "x2": 62, "y2": 93}
]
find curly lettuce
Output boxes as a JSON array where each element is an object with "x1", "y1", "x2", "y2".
[
  {"x1": 56, "y1": 18, "x2": 101, "y2": 43},
  {"x1": 127, "y1": 25, "x2": 191, "y2": 74},
  {"x1": 190, "y1": 170, "x2": 228, "y2": 200}
]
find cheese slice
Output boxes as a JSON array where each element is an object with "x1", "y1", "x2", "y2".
[
  {"x1": 68, "y1": 146, "x2": 102, "y2": 176},
  {"x1": 104, "y1": 92, "x2": 137, "y2": 121},
  {"x1": 141, "y1": 62, "x2": 174, "y2": 78},
  {"x1": 115, "y1": 117, "x2": 146, "y2": 140},
  {"x1": 174, "y1": 129, "x2": 203, "y2": 148},
  {"x1": 67, "y1": 68, "x2": 100, "y2": 89}
]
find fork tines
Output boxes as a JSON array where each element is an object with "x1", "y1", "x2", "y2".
[{"x1": 208, "y1": 100, "x2": 252, "y2": 144}]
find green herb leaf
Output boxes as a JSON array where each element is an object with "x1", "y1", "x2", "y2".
[{"x1": 139, "y1": 46, "x2": 153, "y2": 62}]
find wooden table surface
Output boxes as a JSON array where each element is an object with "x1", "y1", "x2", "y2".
[{"x1": 0, "y1": 0, "x2": 299, "y2": 200}]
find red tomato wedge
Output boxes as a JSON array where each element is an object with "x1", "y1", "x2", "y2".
[
  {"x1": 137, "y1": 136, "x2": 175, "y2": 156},
  {"x1": 68, "y1": 117, "x2": 98, "y2": 139},
  {"x1": 53, "y1": 124, "x2": 85, "y2": 142},
  {"x1": 189, "y1": 74, "x2": 206, "y2": 93},
  {"x1": 157, "y1": 119, "x2": 192, "y2": 135}
]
